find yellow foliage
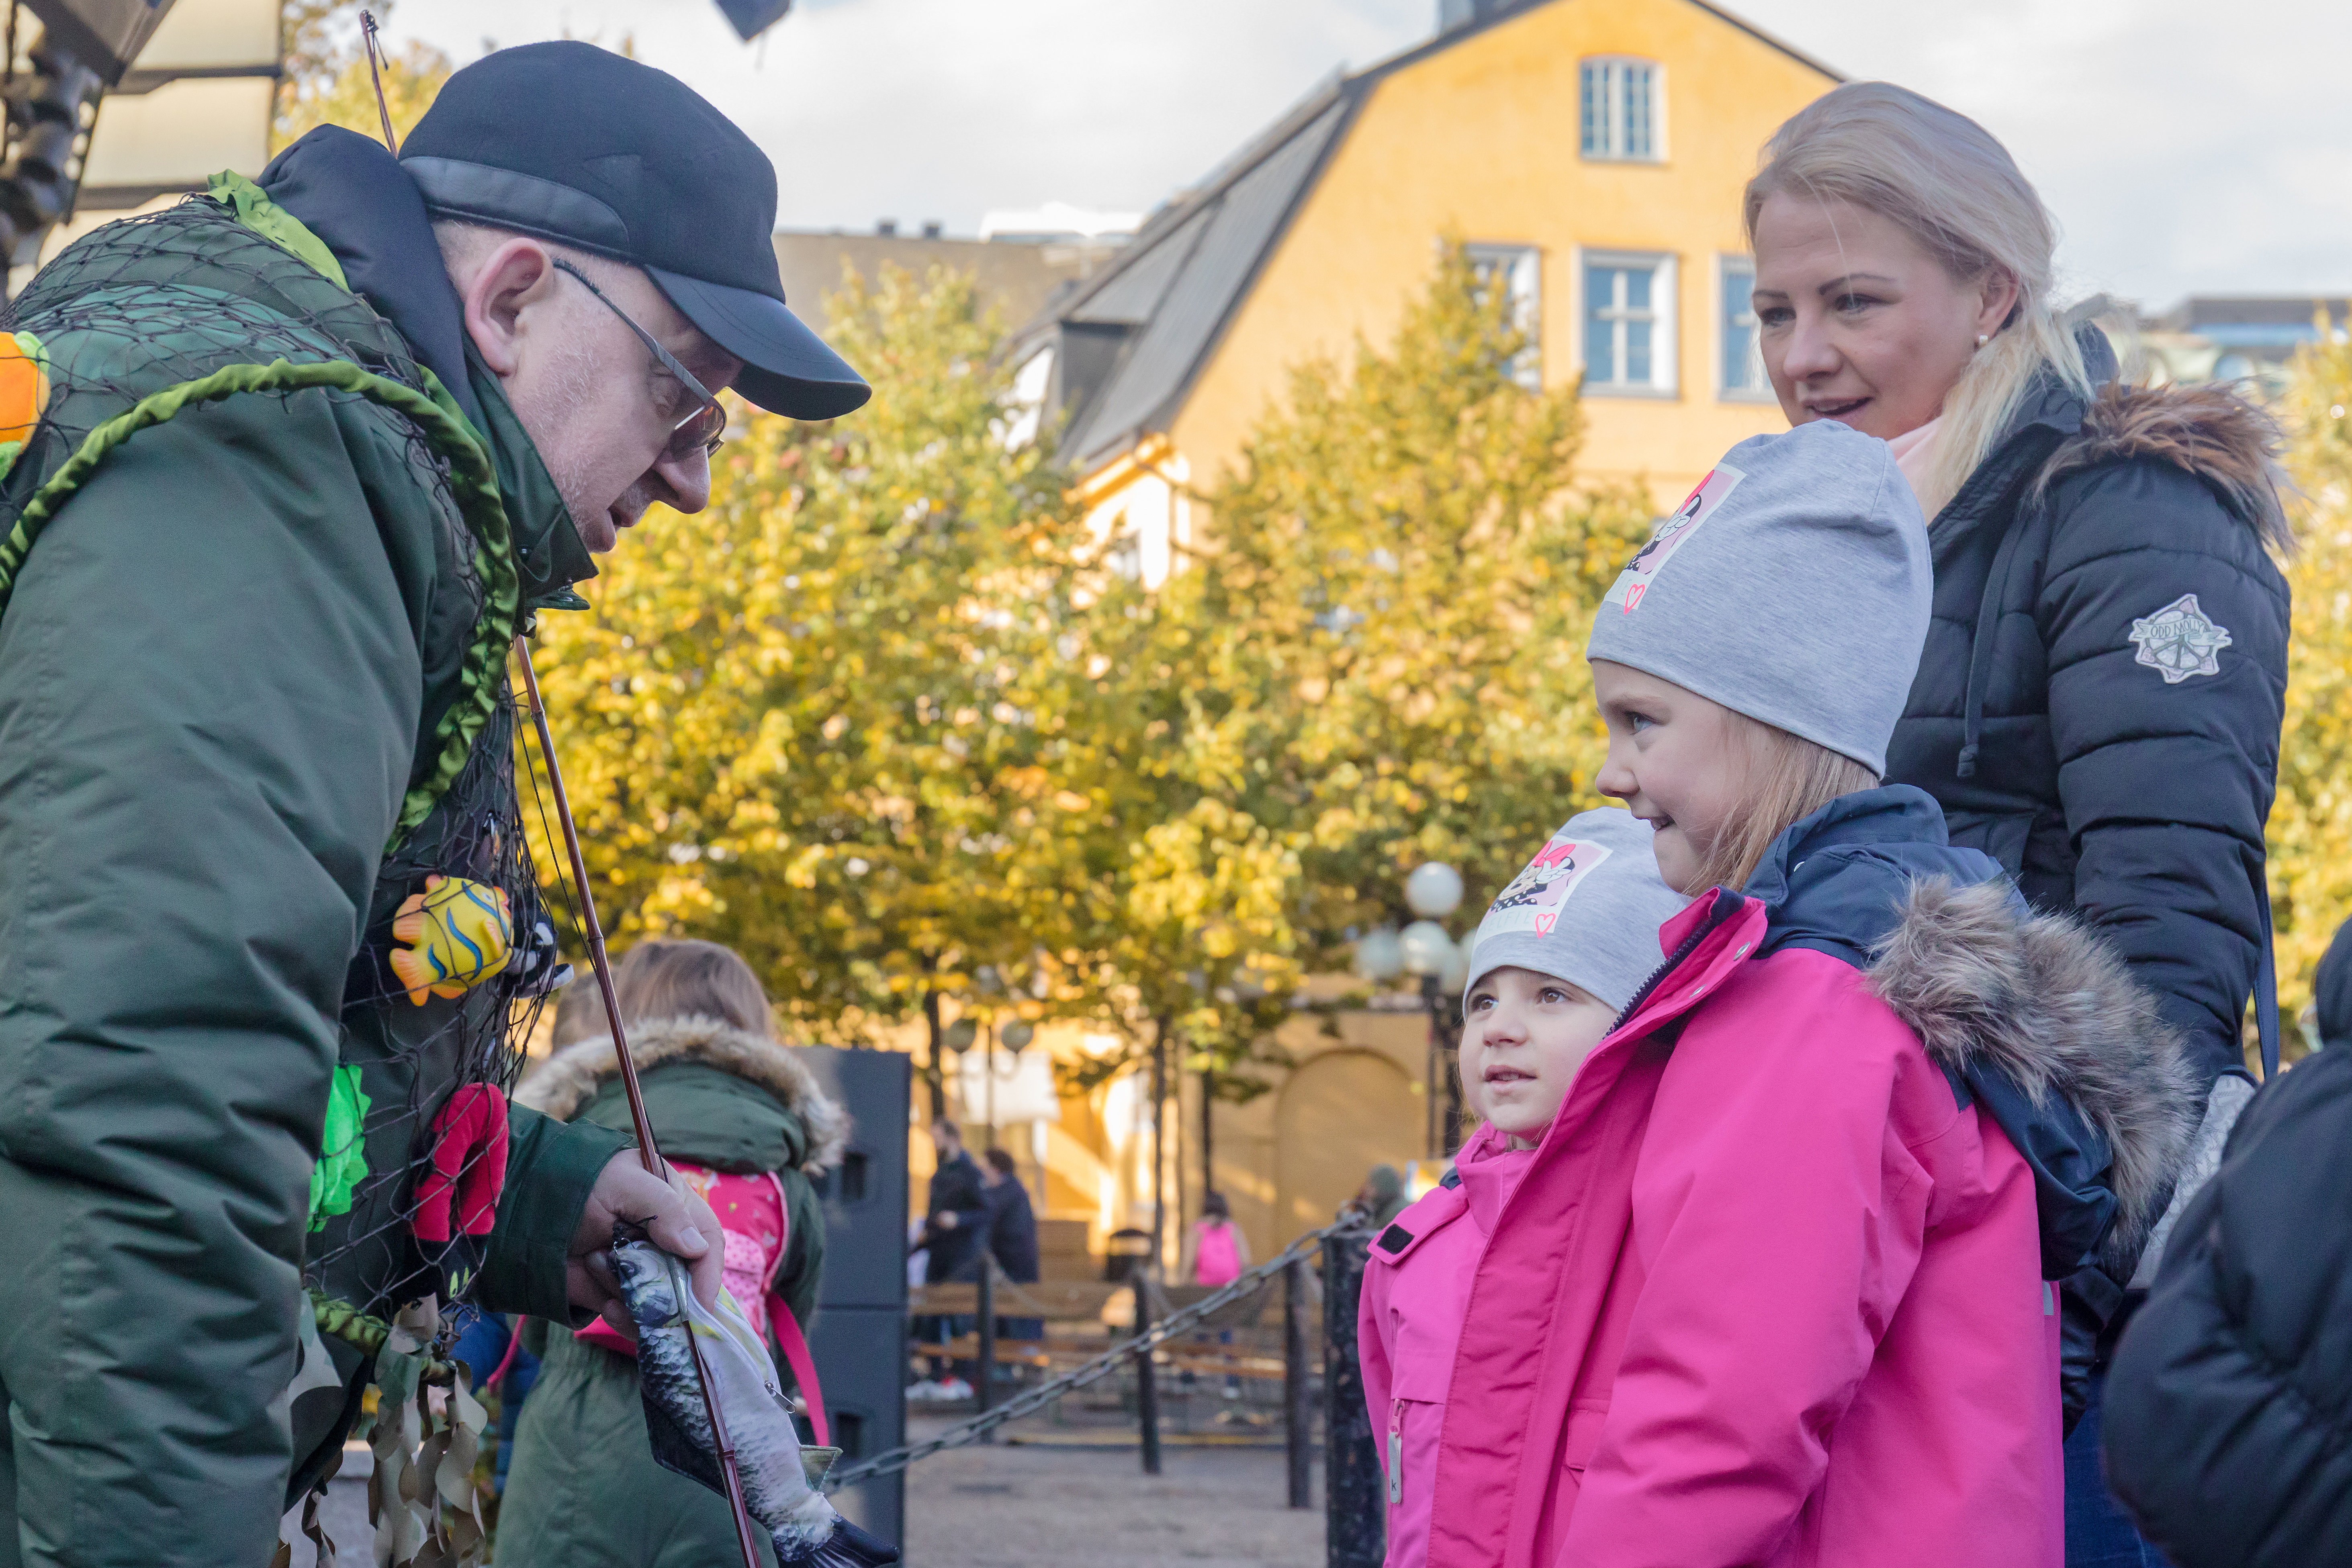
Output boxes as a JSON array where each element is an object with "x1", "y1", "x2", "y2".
[{"x1": 2267, "y1": 328, "x2": 2352, "y2": 1050}]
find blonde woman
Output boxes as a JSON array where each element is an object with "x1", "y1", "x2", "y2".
[{"x1": 1746, "y1": 82, "x2": 2289, "y2": 1565}]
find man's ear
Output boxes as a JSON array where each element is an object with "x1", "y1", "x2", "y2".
[{"x1": 460, "y1": 237, "x2": 560, "y2": 379}]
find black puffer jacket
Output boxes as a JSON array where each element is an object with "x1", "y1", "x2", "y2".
[
  {"x1": 1884, "y1": 334, "x2": 2291, "y2": 1423},
  {"x1": 2102, "y1": 1045, "x2": 2352, "y2": 1567},
  {"x1": 1888, "y1": 332, "x2": 2290, "y2": 1090}
]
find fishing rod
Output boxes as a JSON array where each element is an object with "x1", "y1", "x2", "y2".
[
  {"x1": 514, "y1": 634, "x2": 767, "y2": 1568},
  {"x1": 356, "y1": 29, "x2": 759, "y2": 1558}
]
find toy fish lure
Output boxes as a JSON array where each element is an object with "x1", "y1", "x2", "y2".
[
  {"x1": 612, "y1": 1234, "x2": 898, "y2": 1567},
  {"x1": 388, "y1": 875, "x2": 513, "y2": 1006}
]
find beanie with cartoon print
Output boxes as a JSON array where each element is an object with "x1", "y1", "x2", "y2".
[
  {"x1": 1585, "y1": 418, "x2": 1933, "y2": 776},
  {"x1": 1465, "y1": 808, "x2": 1689, "y2": 1013}
]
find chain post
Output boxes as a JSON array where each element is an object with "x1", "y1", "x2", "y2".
[
  {"x1": 1323, "y1": 1226, "x2": 1381, "y2": 1568},
  {"x1": 976, "y1": 1255, "x2": 996, "y2": 1441},
  {"x1": 1284, "y1": 1253, "x2": 1312, "y2": 1509},
  {"x1": 1135, "y1": 1274, "x2": 1162, "y2": 1476}
]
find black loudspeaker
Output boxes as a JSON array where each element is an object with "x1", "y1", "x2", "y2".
[{"x1": 795, "y1": 1047, "x2": 908, "y2": 1548}]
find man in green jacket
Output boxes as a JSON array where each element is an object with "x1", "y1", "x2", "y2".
[{"x1": 0, "y1": 42, "x2": 866, "y2": 1566}]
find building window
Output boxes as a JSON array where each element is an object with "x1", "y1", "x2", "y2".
[
  {"x1": 1583, "y1": 252, "x2": 1677, "y2": 396},
  {"x1": 1581, "y1": 58, "x2": 1661, "y2": 162},
  {"x1": 1466, "y1": 243, "x2": 1542, "y2": 390},
  {"x1": 1718, "y1": 257, "x2": 1770, "y2": 400}
]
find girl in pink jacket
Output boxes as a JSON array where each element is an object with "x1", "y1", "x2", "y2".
[
  {"x1": 1366, "y1": 421, "x2": 2193, "y2": 1568},
  {"x1": 1360, "y1": 805, "x2": 1689, "y2": 1567}
]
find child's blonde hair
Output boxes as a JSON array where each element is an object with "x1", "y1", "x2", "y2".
[
  {"x1": 1687, "y1": 716, "x2": 1880, "y2": 894},
  {"x1": 550, "y1": 938, "x2": 775, "y2": 1044}
]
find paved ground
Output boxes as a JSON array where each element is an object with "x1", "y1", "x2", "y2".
[
  {"x1": 281, "y1": 1413, "x2": 1328, "y2": 1566},
  {"x1": 901, "y1": 1415, "x2": 1324, "y2": 1568}
]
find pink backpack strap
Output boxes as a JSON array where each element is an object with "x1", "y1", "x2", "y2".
[{"x1": 762, "y1": 1170, "x2": 829, "y2": 1448}]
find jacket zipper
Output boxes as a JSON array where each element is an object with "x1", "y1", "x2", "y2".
[
  {"x1": 1389, "y1": 1396, "x2": 1406, "y2": 1505},
  {"x1": 1607, "y1": 887, "x2": 1748, "y2": 1036}
]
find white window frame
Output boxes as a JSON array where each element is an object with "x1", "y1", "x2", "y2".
[
  {"x1": 1465, "y1": 241, "x2": 1543, "y2": 390},
  {"x1": 1579, "y1": 249, "x2": 1678, "y2": 398},
  {"x1": 1579, "y1": 57, "x2": 1664, "y2": 163},
  {"x1": 1716, "y1": 255, "x2": 1772, "y2": 402}
]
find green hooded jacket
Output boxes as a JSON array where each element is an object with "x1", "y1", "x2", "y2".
[
  {"x1": 0, "y1": 137, "x2": 630, "y2": 1566},
  {"x1": 500, "y1": 1016, "x2": 839, "y2": 1568}
]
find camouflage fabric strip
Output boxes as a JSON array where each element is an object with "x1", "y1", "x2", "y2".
[{"x1": 0, "y1": 357, "x2": 521, "y2": 844}]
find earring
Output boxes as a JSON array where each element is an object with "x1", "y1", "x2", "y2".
[{"x1": 1975, "y1": 333, "x2": 1990, "y2": 349}]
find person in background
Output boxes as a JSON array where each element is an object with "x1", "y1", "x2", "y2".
[
  {"x1": 1746, "y1": 88, "x2": 2289, "y2": 1564},
  {"x1": 909, "y1": 1118, "x2": 988, "y2": 1400},
  {"x1": 1361, "y1": 809, "x2": 1687, "y2": 1568},
  {"x1": 980, "y1": 1147, "x2": 1045, "y2": 1352},
  {"x1": 1357, "y1": 1165, "x2": 1409, "y2": 1231},
  {"x1": 496, "y1": 940, "x2": 846, "y2": 1568},
  {"x1": 1183, "y1": 1190, "x2": 1252, "y2": 1286}
]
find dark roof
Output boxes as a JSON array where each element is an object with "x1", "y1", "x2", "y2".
[{"x1": 1043, "y1": 0, "x2": 1841, "y2": 473}]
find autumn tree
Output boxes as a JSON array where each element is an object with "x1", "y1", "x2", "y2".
[
  {"x1": 526, "y1": 263, "x2": 1092, "y2": 1112},
  {"x1": 1039, "y1": 243, "x2": 1647, "y2": 1202},
  {"x1": 1143, "y1": 242, "x2": 1650, "y2": 975},
  {"x1": 276, "y1": 1, "x2": 451, "y2": 151},
  {"x1": 2264, "y1": 325, "x2": 2352, "y2": 1053}
]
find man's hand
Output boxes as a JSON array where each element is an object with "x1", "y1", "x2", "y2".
[{"x1": 568, "y1": 1150, "x2": 724, "y2": 1335}]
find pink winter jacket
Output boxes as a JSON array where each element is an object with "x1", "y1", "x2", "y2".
[
  {"x1": 1359, "y1": 1130, "x2": 1533, "y2": 1567},
  {"x1": 1371, "y1": 877, "x2": 2121, "y2": 1568}
]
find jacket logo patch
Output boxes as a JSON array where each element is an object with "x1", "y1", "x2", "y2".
[
  {"x1": 2128, "y1": 593, "x2": 2232, "y2": 684},
  {"x1": 1602, "y1": 462, "x2": 1746, "y2": 613}
]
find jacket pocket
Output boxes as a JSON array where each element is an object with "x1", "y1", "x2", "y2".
[{"x1": 1563, "y1": 1398, "x2": 1613, "y2": 1475}]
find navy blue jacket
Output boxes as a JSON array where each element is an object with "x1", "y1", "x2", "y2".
[
  {"x1": 1745, "y1": 787, "x2": 2133, "y2": 1279},
  {"x1": 1885, "y1": 333, "x2": 2290, "y2": 1096},
  {"x1": 2105, "y1": 1044, "x2": 2352, "y2": 1567}
]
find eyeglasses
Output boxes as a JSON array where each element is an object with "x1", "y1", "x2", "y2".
[{"x1": 550, "y1": 258, "x2": 728, "y2": 461}]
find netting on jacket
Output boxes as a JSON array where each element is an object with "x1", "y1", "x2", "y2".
[{"x1": 1, "y1": 194, "x2": 544, "y2": 1316}]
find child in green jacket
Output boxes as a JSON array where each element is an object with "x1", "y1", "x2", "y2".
[{"x1": 497, "y1": 940, "x2": 847, "y2": 1567}]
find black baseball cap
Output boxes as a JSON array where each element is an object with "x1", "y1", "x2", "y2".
[{"x1": 401, "y1": 41, "x2": 869, "y2": 421}]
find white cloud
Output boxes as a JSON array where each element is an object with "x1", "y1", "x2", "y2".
[{"x1": 378, "y1": 0, "x2": 2352, "y2": 308}]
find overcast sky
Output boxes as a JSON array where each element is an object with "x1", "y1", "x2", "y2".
[{"x1": 380, "y1": 0, "x2": 2352, "y2": 310}]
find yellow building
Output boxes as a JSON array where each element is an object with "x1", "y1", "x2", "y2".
[
  {"x1": 1022, "y1": 0, "x2": 1841, "y2": 586},
  {"x1": 965, "y1": 0, "x2": 1844, "y2": 1267}
]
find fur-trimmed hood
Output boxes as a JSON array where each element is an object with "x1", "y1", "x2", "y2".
[
  {"x1": 516, "y1": 1014, "x2": 849, "y2": 1174},
  {"x1": 1868, "y1": 878, "x2": 2199, "y2": 1270},
  {"x1": 1748, "y1": 787, "x2": 2199, "y2": 1276},
  {"x1": 2033, "y1": 378, "x2": 2293, "y2": 556}
]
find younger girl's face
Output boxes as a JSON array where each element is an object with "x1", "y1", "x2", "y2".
[
  {"x1": 1461, "y1": 966, "x2": 1618, "y2": 1148},
  {"x1": 1591, "y1": 659, "x2": 1746, "y2": 896}
]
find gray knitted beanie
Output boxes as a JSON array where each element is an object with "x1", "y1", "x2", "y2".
[
  {"x1": 1465, "y1": 808, "x2": 1689, "y2": 1012},
  {"x1": 1585, "y1": 420, "x2": 1931, "y2": 775}
]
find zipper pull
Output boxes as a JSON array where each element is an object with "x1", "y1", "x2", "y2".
[{"x1": 1389, "y1": 1398, "x2": 1405, "y2": 1505}]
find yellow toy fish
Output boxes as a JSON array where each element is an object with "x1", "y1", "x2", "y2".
[{"x1": 389, "y1": 875, "x2": 513, "y2": 1006}]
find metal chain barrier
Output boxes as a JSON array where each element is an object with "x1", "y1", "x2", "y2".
[{"x1": 822, "y1": 1217, "x2": 1357, "y2": 1491}]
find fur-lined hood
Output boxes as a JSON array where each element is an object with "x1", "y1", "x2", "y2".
[
  {"x1": 1747, "y1": 786, "x2": 2199, "y2": 1276},
  {"x1": 2033, "y1": 378, "x2": 2293, "y2": 556},
  {"x1": 1869, "y1": 878, "x2": 2199, "y2": 1270},
  {"x1": 516, "y1": 1014, "x2": 849, "y2": 1174}
]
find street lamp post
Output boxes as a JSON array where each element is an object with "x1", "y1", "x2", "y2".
[{"x1": 1402, "y1": 862, "x2": 1466, "y2": 1159}]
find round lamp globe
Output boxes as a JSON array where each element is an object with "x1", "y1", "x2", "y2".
[
  {"x1": 1401, "y1": 919, "x2": 1454, "y2": 978},
  {"x1": 1405, "y1": 862, "x2": 1464, "y2": 919}
]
